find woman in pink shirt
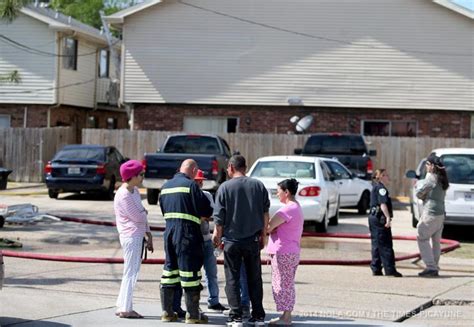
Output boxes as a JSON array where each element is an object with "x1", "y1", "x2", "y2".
[
  {"x1": 267, "y1": 178, "x2": 304, "y2": 325},
  {"x1": 114, "y1": 160, "x2": 153, "y2": 319}
]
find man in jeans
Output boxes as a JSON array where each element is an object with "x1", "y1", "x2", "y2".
[{"x1": 212, "y1": 155, "x2": 270, "y2": 326}]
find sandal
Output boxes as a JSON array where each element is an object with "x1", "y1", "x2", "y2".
[{"x1": 117, "y1": 311, "x2": 144, "y2": 319}]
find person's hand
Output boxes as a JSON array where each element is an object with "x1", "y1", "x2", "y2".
[
  {"x1": 212, "y1": 233, "x2": 221, "y2": 248},
  {"x1": 384, "y1": 219, "x2": 392, "y2": 228},
  {"x1": 146, "y1": 232, "x2": 154, "y2": 252}
]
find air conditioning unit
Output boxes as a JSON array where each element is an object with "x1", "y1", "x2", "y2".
[{"x1": 107, "y1": 80, "x2": 120, "y2": 106}]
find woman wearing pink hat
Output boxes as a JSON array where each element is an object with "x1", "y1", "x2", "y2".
[{"x1": 114, "y1": 159, "x2": 153, "y2": 319}]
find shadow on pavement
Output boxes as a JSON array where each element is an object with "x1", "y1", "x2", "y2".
[{"x1": 0, "y1": 317, "x2": 70, "y2": 327}]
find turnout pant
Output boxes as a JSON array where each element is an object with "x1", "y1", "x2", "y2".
[
  {"x1": 160, "y1": 220, "x2": 204, "y2": 291},
  {"x1": 116, "y1": 236, "x2": 143, "y2": 312}
]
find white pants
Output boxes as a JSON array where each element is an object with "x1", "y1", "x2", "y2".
[
  {"x1": 116, "y1": 236, "x2": 143, "y2": 312},
  {"x1": 417, "y1": 212, "x2": 444, "y2": 271}
]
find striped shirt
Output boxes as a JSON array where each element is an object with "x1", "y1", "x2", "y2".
[{"x1": 114, "y1": 185, "x2": 150, "y2": 238}]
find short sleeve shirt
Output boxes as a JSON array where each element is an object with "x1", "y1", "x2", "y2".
[{"x1": 266, "y1": 202, "x2": 304, "y2": 254}]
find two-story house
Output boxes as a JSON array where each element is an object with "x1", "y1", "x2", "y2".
[
  {"x1": 106, "y1": 0, "x2": 473, "y2": 137},
  {"x1": 0, "y1": 2, "x2": 128, "y2": 140}
]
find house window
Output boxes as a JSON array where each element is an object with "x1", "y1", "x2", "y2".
[
  {"x1": 98, "y1": 49, "x2": 110, "y2": 78},
  {"x1": 63, "y1": 37, "x2": 78, "y2": 70},
  {"x1": 183, "y1": 117, "x2": 239, "y2": 133},
  {"x1": 391, "y1": 121, "x2": 417, "y2": 137},
  {"x1": 87, "y1": 116, "x2": 98, "y2": 128},
  {"x1": 0, "y1": 114, "x2": 11, "y2": 128},
  {"x1": 106, "y1": 117, "x2": 117, "y2": 129},
  {"x1": 363, "y1": 121, "x2": 389, "y2": 136},
  {"x1": 362, "y1": 120, "x2": 417, "y2": 137}
]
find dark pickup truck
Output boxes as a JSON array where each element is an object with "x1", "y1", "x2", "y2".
[
  {"x1": 143, "y1": 134, "x2": 233, "y2": 204},
  {"x1": 294, "y1": 133, "x2": 376, "y2": 180}
]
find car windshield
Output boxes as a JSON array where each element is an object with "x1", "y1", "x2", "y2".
[
  {"x1": 163, "y1": 136, "x2": 220, "y2": 154},
  {"x1": 303, "y1": 135, "x2": 367, "y2": 155},
  {"x1": 54, "y1": 148, "x2": 105, "y2": 161},
  {"x1": 442, "y1": 154, "x2": 474, "y2": 184},
  {"x1": 250, "y1": 161, "x2": 316, "y2": 179}
]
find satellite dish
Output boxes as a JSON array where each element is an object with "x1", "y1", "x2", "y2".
[{"x1": 295, "y1": 115, "x2": 314, "y2": 133}]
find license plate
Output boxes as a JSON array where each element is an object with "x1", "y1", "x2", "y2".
[
  {"x1": 270, "y1": 189, "x2": 278, "y2": 198},
  {"x1": 68, "y1": 167, "x2": 81, "y2": 175},
  {"x1": 465, "y1": 192, "x2": 474, "y2": 201}
]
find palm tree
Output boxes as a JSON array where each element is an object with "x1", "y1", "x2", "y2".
[{"x1": 0, "y1": 0, "x2": 32, "y2": 22}]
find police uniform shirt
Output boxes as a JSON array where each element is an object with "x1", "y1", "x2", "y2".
[{"x1": 373, "y1": 182, "x2": 393, "y2": 218}]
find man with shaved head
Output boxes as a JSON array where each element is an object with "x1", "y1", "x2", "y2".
[{"x1": 159, "y1": 158, "x2": 213, "y2": 324}]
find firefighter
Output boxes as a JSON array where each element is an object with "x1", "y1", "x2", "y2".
[{"x1": 159, "y1": 159, "x2": 213, "y2": 323}]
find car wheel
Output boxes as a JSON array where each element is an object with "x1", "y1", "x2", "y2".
[
  {"x1": 147, "y1": 188, "x2": 159, "y2": 205},
  {"x1": 48, "y1": 189, "x2": 58, "y2": 199},
  {"x1": 357, "y1": 191, "x2": 370, "y2": 214},
  {"x1": 105, "y1": 176, "x2": 116, "y2": 200},
  {"x1": 329, "y1": 198, "x2": 340, "y2": 226},
  {"x1": 0, "y1": 216, "x2": 4, "y2": 228},
  {"x1": 315, "y1": 211, "x2": 328, "y2": 233}
]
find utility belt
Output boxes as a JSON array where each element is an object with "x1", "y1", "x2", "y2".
[{"x1": 370, "y1": 206, "x2": 381, "y2": 216}]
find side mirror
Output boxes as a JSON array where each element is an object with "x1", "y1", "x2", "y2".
[
  {"x1": 232, "y1": 150, "x2": 241, "y2": 155},
  {"x1": 294, "y1": 148, "x2": 302, "y2": 155},
  {"x1": 369, "y1": 150, "x2": 377, "y2": 156},
  {"x1": 405, "y1": 170, "x2": 418, "y2": 179}
]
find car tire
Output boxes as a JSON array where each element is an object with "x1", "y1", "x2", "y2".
[
  {"x1": 147, "y1": 188, "x2": 159, "y2": 205},
  {"x1": 48, "y1": 189, "x2": 59, "y2": 199},
  {"x1": 105, "y1": 176, "x2": 116, "y2": 200},
  {"x1": 0, "y1": 216, "x2": 4, "y2": 228},
  {"x1": 315, "y1": 211, "x2": 328, "y2": 233},
  {"x1": 357, "y1": 191, "x2": 370, "y2": 215},
  {"x1": 329, "y1": 198, "x2": 340, "y2": 226}
]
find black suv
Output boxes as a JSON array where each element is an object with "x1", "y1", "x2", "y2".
[{"x1": 294, "y1": 133, "x2": 376, "y2": 180}]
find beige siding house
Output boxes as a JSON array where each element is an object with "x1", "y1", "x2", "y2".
[
  {"x1": 107, "y1": 0, "x2": 473, "y2": 137},
  {"x1": 0, "y1": 3, "x2": 126, "y2": 135}
]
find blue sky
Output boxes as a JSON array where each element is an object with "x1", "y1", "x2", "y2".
[{"x1": 450, "y1": 0, "x2": 474, "y2": 11}]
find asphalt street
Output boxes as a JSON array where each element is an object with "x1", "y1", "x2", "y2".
[{"x1": 0, "y1": 184, "x2": 473, "y2": 326}]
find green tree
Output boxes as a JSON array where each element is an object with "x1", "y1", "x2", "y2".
[
  {"x1": 0, "y1": 0, "x2": 31, "y2": 22},
  {"x1": 50, "y1": 0, "x2": 138, "y2": 29}
]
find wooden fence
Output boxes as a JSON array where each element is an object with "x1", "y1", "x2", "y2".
[
  {"x1": 0, "y1": 127, "x2": 75, "y2": 182},
  {"x1": 82, "y1": 129, "x2": 474, "y2": 197}
]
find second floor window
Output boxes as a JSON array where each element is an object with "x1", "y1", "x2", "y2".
[
  {"x1": 98, "y1": 49, "x2": 110, "y2": 78},
  {"x1": 63, "y1": 37, "x2": 78, "y2": 70}
]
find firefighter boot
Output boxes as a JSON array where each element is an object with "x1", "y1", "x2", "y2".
[
  {"x1": 160, "y1": 287, "x2": 178, "y2": 322},
  {"x1": 185, "y1": 289, "x2": 208, "y2": 324}
]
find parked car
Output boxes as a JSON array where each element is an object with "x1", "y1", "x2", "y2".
[
  {"x1": 294, "y1": 133, "x2": 376, "y2": 180},
  {"x1": 44, "y1": 145, "x2": 127, "y2": 199},
  {"x1": 322, "y1": 158, "x2": 372, "y2": 214},
  {"x1": 143, "y1": 134, "x2": 234, "y2": 205},
  {"x1": 247, "y1": 155, "x2": 340, "y2": 232},
  {"x1": 406, "y1": 148, "x2": 474, "y2": 227}
]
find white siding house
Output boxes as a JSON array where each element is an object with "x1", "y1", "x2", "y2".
[
  {"x1": 0, "y1": 3, "x2": 125, "y2": 131},
  {"x1": 106, "y1": 0, "x2": 473, "y2": 137}
]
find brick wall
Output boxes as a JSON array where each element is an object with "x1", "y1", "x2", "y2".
[
  {"x1": 133, "y1": 104, "x2": 472, "y2": 138},
  {"x1": 0, "y1": 104, "x2": 128, "y2": 142}
]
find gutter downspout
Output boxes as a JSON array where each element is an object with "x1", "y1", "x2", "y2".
[{"x1": 48, "y1": 31, "x2": 62, "y2": 128}]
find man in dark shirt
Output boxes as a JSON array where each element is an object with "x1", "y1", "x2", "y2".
[{"x1": 212, "y1": 155, "x2": 270, "y2": 326}]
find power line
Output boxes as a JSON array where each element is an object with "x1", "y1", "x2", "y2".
[
  {"x1": 0, "y1": 78, "x2": 95, "y2": 94},
  {"x1": 177, "y1": 0, "x2": 472, "y2": 58},
  {"x1": 0, "y1": 34, "x2": 119, "y2": 58}
]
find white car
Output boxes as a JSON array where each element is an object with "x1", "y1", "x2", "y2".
[
  {"x1": 247, "y1": 155, "x2": 340, "y2": 232},
  {"x1": 322, "y1": 159, "x2": 373, "y2": 214},
  {"x1": 406, "y1": 148, "x2": 474, "y2": 227}
]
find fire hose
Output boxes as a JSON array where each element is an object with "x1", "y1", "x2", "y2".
[{"x1": 1, "y1": 216, "x2": 460, "y2": 265}]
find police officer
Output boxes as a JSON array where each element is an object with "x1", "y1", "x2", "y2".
[
  {"x1": 159, "y1": 159, "x2": 213, "y2": 323},
  {"x1": 368, "y1": 169, "x2": 402, "y2": 277}
]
